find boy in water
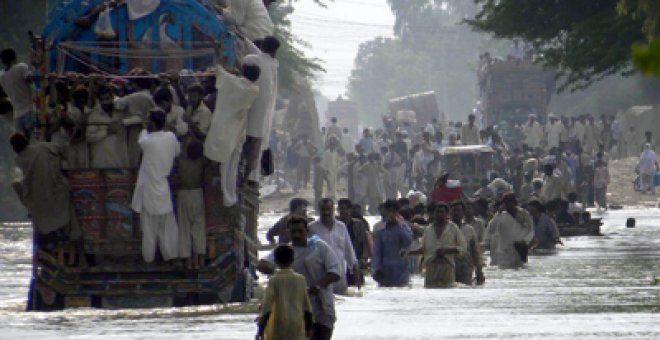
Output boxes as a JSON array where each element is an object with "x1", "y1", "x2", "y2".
[
  {"x1": 257, "y1": 245, "x2": 313, "y2": 340},
  {"x1": 174, "y1": 140, "x2": 207, "y2": 269}
]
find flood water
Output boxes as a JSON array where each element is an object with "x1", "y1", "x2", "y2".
[{"x1": 1, "y1": 209, "x2": 659, "y2": 339}]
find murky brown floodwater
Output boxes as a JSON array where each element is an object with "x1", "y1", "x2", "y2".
[{"x1": 1, "y1": 209, "x2": 659, "y2": 339}]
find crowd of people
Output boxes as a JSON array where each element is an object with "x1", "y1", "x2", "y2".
[
  {"x1": 256, "y1": 110, "x2": 658, "y2": 339},
  {"x1": 275, "y1": 110, "x2": 657, "y2": 220},
  {"x1": 1, "y1": 25, "x2": 282, "y2": 268}
]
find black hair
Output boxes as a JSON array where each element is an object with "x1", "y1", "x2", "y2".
[
  {"x1": 274, "y1": 245, "x2": 294, "y2": 266},
  {"x1": 399, "y1": 208, "x2": 414, "y2": 221},
  {"x1": 450, "y1": 200, "x2": 465, "y2": 210},
  {"x1": 132, "y1": 76, "x2": 153, "y2": 91},
  {"x1": 242, "y1": 64, "x2": 261, "y2": 82},
  {"x1": 567, "y1": 192, "x2": 577, "y2": 202},
  {"x1": 287, "y1": 214, "x2": 309, "y2": 230},
  {"x1": 0, "y1": 48, "x2": 17, "y2": 65},
  {"x1": 53, "y1": 80, "x2": 70, "y2": 103},
  {"x1": 474, "y1": 198, "x2": 488, "y2": 209},
  {"x1": 383, "y1": 199, "x2": 400, "y2": 212},
  {"x1": 10, "y1": 132, "x2": 28, "y2": 153},
  {"x1": 428, "y1": 201, "x2": 448, "y2": 213},
  {"x1": 337, "y1": 198, "x2": 352, "y2": 209},
  {"x1": 413, "y1": 203, "x2": 426, "y2": 215},
  {"x1": 186, "y1": 140, "x2": 204, "y2": 160},
  {"x1": 289, "y1": 198, "x2": 309, "y2": 213},
  {"x1": 153, "y1": 87, "x2": 173, "y2": 104},
  {"x1": 397, "y1": 198, "x2": 410, "y2": 207},
  {"x1": 261, "y1": 36, "x2": 281, "y2": 55},
  {"x1": 187, "y1": 83, "x2": 205, "y2": 95},
  {"x1": 318, "y1": 197, "x2": 334, "y2": 208},
  {"x1": 96, "y1": 84, "x2": 114, "y2": 97},
  {"x1": 149, "y1": 108, "x2": 166, "y2": 130}
]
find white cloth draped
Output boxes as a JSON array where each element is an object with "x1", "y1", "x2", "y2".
[
  {"x1": 204, "y1": 66, "x2": 259, "y2": 163},
  {"x1": 127, "y1": 0, "x2": 160, "y2": 20}
]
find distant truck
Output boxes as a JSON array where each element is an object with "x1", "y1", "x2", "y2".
[
  {"x1": 480, "y1": 59, "x2": 555, "y2": 147},
  {"x1": 387, "y1": 91, "x2": 447, "y2": 131},
  {"x1": 326, "y1": 95, "x2": 360, "y2": 139}
]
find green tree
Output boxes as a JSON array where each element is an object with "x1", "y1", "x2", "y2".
[
  {"x1": 270, "y1": 3, "x2": 325, "y2": 96},
  {"x1": 349, "y1": 1, "x2": 500, "y2": 122},
  {"x1": 467, "y1": 0, "x2": 648, "y2": 91},
  {"x1": 618, "y1": 0, "x2": 660, "y2": 75},
  {"x1": 347, "y1": 37, "x2": 435, "y2": 125}
]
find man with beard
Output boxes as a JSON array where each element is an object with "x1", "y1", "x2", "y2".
[
  {"x1": 410, "y1": 202, "x2": 466, "y2": 288},
  {"x1": 450, "y1": 201, "x2": 484, "y2": 285},
  {"x1": 258, "y1": 216, "x2": 341, "y2": 340}
]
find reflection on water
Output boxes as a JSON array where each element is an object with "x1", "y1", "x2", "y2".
[{"x1": 1, "y1": 209, "x2": 659, "y2": 339}]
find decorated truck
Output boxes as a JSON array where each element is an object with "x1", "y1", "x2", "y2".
[
  {"x1": 28, "y1": 0, "x2": 260, "y2": 310},
  {"x1": 480, "y1": 59, "x2": 555, "y2": 147}
]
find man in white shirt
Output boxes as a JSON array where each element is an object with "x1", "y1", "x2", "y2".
[
  {"x1": 131, "y1": 109, "x2": 181, "y2": 263},
  {"x1": 184, "y1": 84, "x2": 212, "y2": 140},
  {"x1": 320, "y1": 138, "x2": 341, "y2": 200},
  {"x1": 521, "y1": 114, "x2": 544, "y2": 151},
  {"x1": 214, "y1": 0, "x2": 275, "y2": 41},
  {"x1": 326, "y1": 117, "x2": 343, "y2": 142},
  {"x1": 460, "y1": 113, "x2": 481, "y2": 145},
  {"x1": 340, "y1": 128, "x2": 355, "y2": 155},
  {"x1": 242, "y1": 37, "x2": 280, "y2": 182},
  {"x1": 204, "y1": 61, "x2": 260, "y2": 207},
  {"x1": 309, "y1": 198, "x2": 359, "y2": 294},
  {"x1": 0, "y1": 49, "x2": 34, "y2": 138}
]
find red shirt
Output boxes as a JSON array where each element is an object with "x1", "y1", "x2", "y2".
[{"x1": 431, "y1": 185, "x2": 462, "y2": 203}]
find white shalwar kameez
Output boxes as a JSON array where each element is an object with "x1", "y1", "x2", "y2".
[
  {"x1": 204, "y1": 66, "x2": 259, "y2": 206},
  {"x1": 546, "y1": 122, "x2": 563, "y2": 150},
  {"x1": 320, "y1": 149, "x2": 341, "y2": 200},
  {"x1": 131, "y1": 129, "x2": 181, "y2": 263},
  {"x1": 637, "y1": 145, "x2": 658, "y2": 194},
  {"x1": 309, "y1": 219, "x2": 359, "y2": 294},
  {"x1": 522, "y1": 122, "x2": 544, "y2": 149},
  {"x1": 243, "y1": 52, "x2": 279, "y2": 181},
  {"x1": 222, "y1": 0, "x2": 274, "y2": 41},
  {"x1": 484, "y1": 208, "x2": 535, "y2": 269}
]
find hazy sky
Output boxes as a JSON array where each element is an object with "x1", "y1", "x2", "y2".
[{"x1": 290, "y1": 0, "x2": 395, "y2": 99}]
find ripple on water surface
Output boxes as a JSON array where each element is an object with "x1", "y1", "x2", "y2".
[{"x1": 0, "y1": 209, "x2": 659, "y2": 339}]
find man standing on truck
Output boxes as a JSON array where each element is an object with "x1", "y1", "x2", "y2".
[
  {"x1": 132, "y1": 109, "x2": 181, "y2": 263},
  {"x1": 460, "y1": 113, "x2": 481, "y2": 145}
]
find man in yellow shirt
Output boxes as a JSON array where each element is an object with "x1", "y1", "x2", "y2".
[{"x1": 257, "y1": 245, "x2": 313, "y2": 340}]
